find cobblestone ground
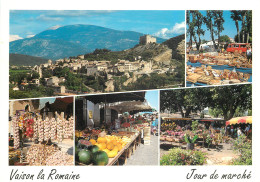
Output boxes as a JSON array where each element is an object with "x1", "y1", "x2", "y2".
[{"x1": 125, "y1": 135, "x2": 159, "y2": 166}]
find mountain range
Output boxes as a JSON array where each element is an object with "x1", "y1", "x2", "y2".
[{"x1": 10, "y1": 24, "x2": 166, "y2": 60}]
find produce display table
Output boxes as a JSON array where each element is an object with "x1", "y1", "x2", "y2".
[
  {"x1": 76, "y1": 132, "x2": 141, "y2": 166},
  {"x1": 187, "y1": 62, "x2": 252, "y2": 74},
  {"x1": 107, "y1": 132, "x2": 140, "y2": 166}
]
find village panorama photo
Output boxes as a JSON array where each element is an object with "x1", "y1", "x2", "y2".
[{"x1": 9, "y1": 10, "x2": 185, "y2": 99}]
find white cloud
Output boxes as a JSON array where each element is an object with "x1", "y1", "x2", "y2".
[
  {"x1": 9, "y1": 35, "x2": 23, "y2": 42},
  {"x1": 172, "y1": 21, "x2": 186, "y2": 34},
  {"x1": 36, "y1": 14, "x2": 63, "y2": 21},
  {"x1": 47, "y1": 10, "x2": 117, "y2": 17},
  {"x1": 154, "y1": 21, "x2": 185, "y2": 39},
  {"x1": 48, "y1": 25, "x2": 62, "y2": 30},
  {"x1": 26, "y1": 34, "x2": 35, "y2": 38}
]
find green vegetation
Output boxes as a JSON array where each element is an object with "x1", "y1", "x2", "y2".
[
  {"x1": 161, "y1": 84, "x2": 252, "y2": 119},
  {"x1": 231, "y1": 135, "x2": 252, "y2": 165},
  {"x1": 9, "y1": 69, "x2": 39, "y2": 84},
  {"x1": 126, "y1": 73, "x2": 179, "y2": 90},
  {"x1": 191, "y1": 120, "x2": 199, "y2": 131},
  {"x1": 9, "y1": 85, "x2": 54, "y2": 99},
  {"x1": 10, "y1": 53, "x2": 48, "y2": 66},
  {"x1": 160, "y1": 148, "x2": 207, "y2": 165},
  {"x1": 84, "y1": 76, "x2": 106, "y2": 92},
  {"x1": 113, "y1": 75, "x2": 128, "y2": 92},
  {"x1": 84, "y1": 49, "x2": 122, "y2": 62},
  {"x1": 219, "y1": 35, "x2": 231, "y2": 43}
]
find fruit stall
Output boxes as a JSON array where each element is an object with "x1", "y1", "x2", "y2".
[
  {"x1": 75, "y1": 91, "x2": 157, "y2": 165},
  {"x1": 9, "y1": 98, "x2": 74, "y2": 166}
]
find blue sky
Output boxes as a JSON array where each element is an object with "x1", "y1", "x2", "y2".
[
  {"x1": 187, "y1": 10, "x2": 242, "y2": 41},
  {"x1": 10, "y1": 10, "x2": 185, "y2": 41},
  {"x1": 39, "y1": 97, "x2": 56, "y2": 109},
  {"x1": 145, "y1": 90, "x2": 159, "y2": 111}
]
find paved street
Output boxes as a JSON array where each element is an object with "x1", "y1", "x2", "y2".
[{"x1": 125, "y1": 135, "x2": 159, "y2": 166}]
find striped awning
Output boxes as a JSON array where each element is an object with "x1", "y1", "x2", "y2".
[{"x1": 226, "y1": 116, "x2": 252, "y2": 126}]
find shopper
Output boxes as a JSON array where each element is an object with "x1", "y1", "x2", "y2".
[
  {"x1": 230, "y1": 125, "x2": 234, "y2": 137},
  {"x1": 246, "y1": 46, "x2": 252, "y2": 63},
  {"x1": 237, "y1": 127, "x2": 243, "y2": 138},
  {"x1": 245, "y1": 125, "x2": 250, "y2": 136}
]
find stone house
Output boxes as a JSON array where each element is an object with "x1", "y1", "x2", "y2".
[
  {"x1": 87, "y1": 66, "x2": 98, "y2": 76},
  {"x1": 46, "y1": 76, "x2": 63, "y2": 86}
]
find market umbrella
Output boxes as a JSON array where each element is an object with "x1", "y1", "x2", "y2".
[{"x1": 226, "y1": 116, "x2": 252, "y2": 126}]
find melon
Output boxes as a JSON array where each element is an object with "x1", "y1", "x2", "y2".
[
  {"x1": 92, "y1": 151, "x2": 109, "y2": 166},
  {"x1": 89, "y1": 145, "x2": 99, "y2": 153},
  {"x1": 78, "y1": 150, "x2": 92, "y2": 165}
]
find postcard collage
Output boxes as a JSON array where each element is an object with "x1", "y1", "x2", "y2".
[{"x1": 8, "y1": 10, "x2": 252, "y2": 168}]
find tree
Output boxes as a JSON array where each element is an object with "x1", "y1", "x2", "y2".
[
  {"x1": 209, "y1": 84, "x2": 252, "y2": 120},
  {"x1": 204, "y1": 10, "x2": 216, "y2": 49},
  {"x1": 231, "y1": 10, "x2": 242, "y2": 43},
  {"x1": 209, "y1": 108, "x2": 223, "y2": 118},
  {"x1": 245, "y1": 10, "x2": 252, "y2": 43},
  {"x1": 240, "y1": 10, "x2": 247, "y2": 43},
  {"x1": 160, "y1": 84, "x2": 252, "y2": 120},
  {"x1": 160, "y1": 88, "x2": 211, "y2": 118},
  {"x1": 213, "y1": 10, "x2": 225, "y2": 48},
  {"x1": 186, "y1": 11, "x2": 196, "y2": 47},
  {"x1": 191, "y1": 11, "x2": 205, "y2": 51},
  {"x1": 219, "y1": 35, "x2": 231, "y2": 43}
]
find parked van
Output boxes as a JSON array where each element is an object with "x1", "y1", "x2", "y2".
[{"x1": 226, "y1": 43, "x2": 251, "y2": 53}]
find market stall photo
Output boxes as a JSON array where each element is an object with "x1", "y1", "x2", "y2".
[
  {"x1": 75, "y1": 90, "x2": 159, "y2": 166},
  {"x1": 186, "y1": 10, "x2": 252, "y2": 87},
  {"x1": 160, "y1": 84, "x2": 252, "y2": 165},
  {"x1": 9, "y1": 97, "x2": 74, "y2": 166}
]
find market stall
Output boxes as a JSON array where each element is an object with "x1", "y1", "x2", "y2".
[
  {"x1": 160, "y1": 118, "x2": 226, "y2": 150},
  {"x1": 226, "y1": 116, "x2": 252, "y2": 126},
  {"x1": 225, "y1": 116, "x2": 252, "y2": 139},
  {"x1": 9, "y1": 98, "x2": 74, "y2": 166},
  {"x1": 186, "y1": 52, "x2": 252, "y2": 86},
  {"x1": 75, "y1": 92, "x2": 158, "y2": 166}
]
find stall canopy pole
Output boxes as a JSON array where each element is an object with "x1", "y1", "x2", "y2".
[
  {"x1": 83, "y1": 98, "x2": 87, "y2": 127},
  {"x1": 104, "y1": 96, "x2": 107, "y2": 124}
]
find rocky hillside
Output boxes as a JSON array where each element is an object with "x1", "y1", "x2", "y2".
[
  {"x1": 163, "y1": 34, "x2": 185, "y2": 60},
  {"x1": 125, "y1": 43, "x2": 172, "y2": 62}
]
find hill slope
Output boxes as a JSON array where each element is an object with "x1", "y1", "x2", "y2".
[
  {"x1": 10, "y1": 24, "x2": 166, "y2": 60},
  {"x1": 9, "y1": 53, "x2": 48, "y2": 66},
  {"x1": 83, "y1": 34, "x2": 185, "y2": 63},
  {"x1": 163, "y1": 34, "x2": 185, "y2": 60}
]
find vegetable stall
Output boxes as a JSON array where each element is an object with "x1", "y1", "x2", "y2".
[{"x1": 75, "y1": 91, "x2": 158, "y2": 166}]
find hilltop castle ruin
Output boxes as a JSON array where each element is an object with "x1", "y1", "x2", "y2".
[{"x1": 139, "y1": 35, "x2": 156, "y2": 45}]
